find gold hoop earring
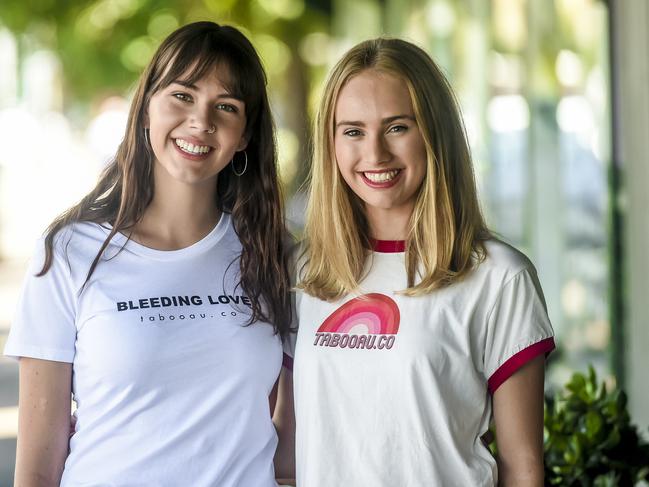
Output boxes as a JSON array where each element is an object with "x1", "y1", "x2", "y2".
[
  {"x1": 144, "y1": 128, "x2": 151, "y2": 147},
  {"x1": 231, "y1": 151, "x2": 248, "y2": 176}
]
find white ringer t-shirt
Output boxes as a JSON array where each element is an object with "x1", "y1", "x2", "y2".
[
  {"x1": 291, "y1": 239, "x2": 555, "y2": 487},
  {"x1": 5, "y1": 214, "x2": 283, "y2": 487}
]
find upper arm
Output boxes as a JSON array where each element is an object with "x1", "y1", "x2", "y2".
[
  {"x1": 15, "y1": 357, "x2": 73, "y2": 487},
  {"x1": 482, "y1": 264, "x2": 554, "y2": 485},
  {"x1": 492, "y1": 355, "x2": 545, "y2": 487}
]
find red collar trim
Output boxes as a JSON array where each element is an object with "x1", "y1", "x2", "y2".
[{"x1": 371, "y1": 239, "x2": 406, "y2": 253}]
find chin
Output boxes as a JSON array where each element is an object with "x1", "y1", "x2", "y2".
[
  {"x1": 361, "y1": 195, "x2": 397, "y2": 209},
  {"x1": 168, "y1": 171, "x2": 210, "y2": 186}
]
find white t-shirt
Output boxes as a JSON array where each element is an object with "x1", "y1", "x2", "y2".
[
  {"x1": 5, "y1": 214, "x2": 282, "y2": 487},
  {"x1": 291, "y1": 239, "x2": 555, "y2": 487}
]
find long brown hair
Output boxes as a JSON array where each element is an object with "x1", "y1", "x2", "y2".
[
  {"x1": 300, "y1": 38, "x2": 490, "y2": 301},
  {"x1": 39, "y1": 21, "x2": 291, "y2": 337}
]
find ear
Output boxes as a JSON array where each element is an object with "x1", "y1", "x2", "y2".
[{"x1": 236, "y1": 134, "x2": 249, "y2": 152}]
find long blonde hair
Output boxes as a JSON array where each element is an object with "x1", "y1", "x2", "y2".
[{"x1": 300, "y1": 37, "x2": 490, "y2": 301}]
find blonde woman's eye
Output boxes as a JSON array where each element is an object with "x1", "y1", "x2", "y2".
[
  {"x1": 388, "y1": 125, "x2": 407, "y2": 133},
  {"x1": 173, "y1": 93, "x2": 192, "y2": 102},
  {"x1": 343, "y1": 129, "x2": 362, "y2": 137},
  {"x1": 216, "y1": 103, "x2": 237, "y2": 113}
]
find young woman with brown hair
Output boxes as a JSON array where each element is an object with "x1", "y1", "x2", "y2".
[
  {"x1": 5, "y1": 21, "x2": 293, "y2": 486},
  {"x1": 286, "y1": 38, "x2": 555, "y2": 486}
]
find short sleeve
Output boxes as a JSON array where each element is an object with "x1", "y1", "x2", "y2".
[
  {"x1": 3, "y1": 238, "x2": 78, "y2": 363},
  {"x1": 483, "y1": 266, "x2": 555, "y2": 393}
]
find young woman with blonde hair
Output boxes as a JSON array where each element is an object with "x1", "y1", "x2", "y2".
[
  {"x1": 6, "y1": 22, "x2": 294, "y2": 486},
  {"x1": 287, "y1": 38, "x2": 555, "y2": 486}
]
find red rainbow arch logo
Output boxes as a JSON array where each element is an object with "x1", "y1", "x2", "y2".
[{"x1": 317, "y1": 293, "x2": 400, "y2": 335}]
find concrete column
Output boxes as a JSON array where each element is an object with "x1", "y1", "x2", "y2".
[{"x1": 611, "y1": 0, "x2": 649, "y2": 430}]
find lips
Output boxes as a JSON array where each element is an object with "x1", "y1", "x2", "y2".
[
  {"x1": 360, "y1": 169, "x2": 403, "y2": 188},
  {"x1": 172, "y1": 137, "x2": 213, "y2": 161},
  {"x1": 174, "y1": 138, "x2": 212, "y2": 155}
]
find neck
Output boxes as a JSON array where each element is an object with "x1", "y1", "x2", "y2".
[
  {"x1": 365, "y1": 205, "x2": 412, "y2": 241},
  {"x1": 132, "y1": 172, "x2": 220, "y2": 251}
]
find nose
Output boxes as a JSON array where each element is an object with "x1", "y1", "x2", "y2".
[
  {"x1": 189, "y1": 104, "x2": 215, "y2": 133},
  {"x1": 366, "y1": 133, "x2": 391, "y2": 164}
]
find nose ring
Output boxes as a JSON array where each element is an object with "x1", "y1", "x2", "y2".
[{"x1": 207, "y1": 125, "x2": 216, "y2": 134}]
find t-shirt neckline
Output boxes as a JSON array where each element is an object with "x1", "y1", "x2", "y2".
[
  {"x1": 102, "y1": 213, "x2": 230, "y2": 261},
  {"x1": 371, "y1": 239, "x2": 406, "y2": 253}
]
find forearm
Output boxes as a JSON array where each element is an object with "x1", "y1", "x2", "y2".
[
  {"x1": 273, "y1": 445, "x2": 295, "y2": 481},
  {"x1": 14, "y1": 358, "x2": 72, "y2": 487},
  {"x1": 14, "y1": 470, "x2": 66, "y2": 487},
  {"x1": 274, "y1": 449, "x2": 296, "y2": 483},
  {"x1": 272, "y1": 367, "x2": 295, "y2": 481},
  {"x1": 273, "y1": 414, "x2": 295, "y2": 481},
  {"x1": 14, "y1": 431, "x2": 69, "y2": 486},
  {"x1": 493, "y1": 355, "x2": 546, "y2": 487}
]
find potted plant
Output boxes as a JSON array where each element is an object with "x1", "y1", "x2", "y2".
[{"x1": 543, "y1": 366, "x2": 649, "y2": 486}]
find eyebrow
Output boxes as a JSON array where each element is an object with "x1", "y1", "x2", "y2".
[
  {"x1": 335, "y1": 114, "x2": 415, "y2": 128},
  {"x1": 170, "y1": 81, "x2": 244, "y2": 101}
]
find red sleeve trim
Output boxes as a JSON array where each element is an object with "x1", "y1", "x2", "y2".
[
  {"x1": 282, "y1": 353, "x2": 293, "y2": 371},
  {"x1": 488, "y1": 337, "x2": 555, "y2": 394}
]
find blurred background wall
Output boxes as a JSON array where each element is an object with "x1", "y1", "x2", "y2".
[{"x1": 0, "y1": 0, "x2": 646, "y2": 482}]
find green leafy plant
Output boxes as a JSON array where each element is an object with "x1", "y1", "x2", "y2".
[{"x1": 544, "y1": 366, "x2": 649, "y2": 486}]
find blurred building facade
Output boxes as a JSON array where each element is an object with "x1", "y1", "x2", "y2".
[
  {"x1": 0, "y1": 0, "x2": 647, "y2": 481},
  {"x1": 611, "y1": 0, "x2": 649, "y2": 431}
]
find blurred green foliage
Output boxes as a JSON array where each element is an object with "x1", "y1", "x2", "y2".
[
  {"x1": 544, "y1": 367, "x2": 649, "y2": 486},
  {"x1": 488, "y1": 367, "x2": 649, "y2": 485},
  {"x1": 0, "y1": 0, "x2": 328, "y2": 102}
]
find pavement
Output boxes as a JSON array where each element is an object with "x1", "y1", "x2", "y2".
[
  {"x1": 0, "y1": 363, "x2": 17, "y2": 486},
  {"x1": 0, "y1": 258, "x2": 28, "y2": 485}
]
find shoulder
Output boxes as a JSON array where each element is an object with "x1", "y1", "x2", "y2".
[
  {"x1": 49, "y1": 221, "x2": 113, "y2": 255},
  {"x1": 216, "y1": 212, "x2": 242, "y2": 247},
  {"x1": 468, "y1": 239, "x2": 548, "y2": 305},
  {"x1": 35, "y1": 221, "x2": 114, "y2": 274},
  {"x1": 288, "y1": 238, "x2": 306, "y2": 261},
  {"x1": 479, "y1": 238, "x2": 537, "y2": 279},
  {"x1": 282, "y1": 230, "x2": 300, "y2": 266},
  {"x1": 288, "y1": 240, "x2": 308, "y2": 282},
  {"x1": 282, "y1": 226, "x2": 298, "y2": 248},
  {"x1": 460, "y1": 238, "x2": 543, "y2": 296}
]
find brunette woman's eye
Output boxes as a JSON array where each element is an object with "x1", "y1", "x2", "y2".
[
  {"x1": 216, "y1": 103, "x2": 238, "y2": 113},
  {"x1": 173, "y1": 93, "x2": 192, "y2": 102}
]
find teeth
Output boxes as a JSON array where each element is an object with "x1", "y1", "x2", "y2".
[
  {"x1": 364, "y1": 170, "x2": 399, "y2": 183},
  {"x1": 175, "y1": 138, "x2": 211, "y2": 154}
]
